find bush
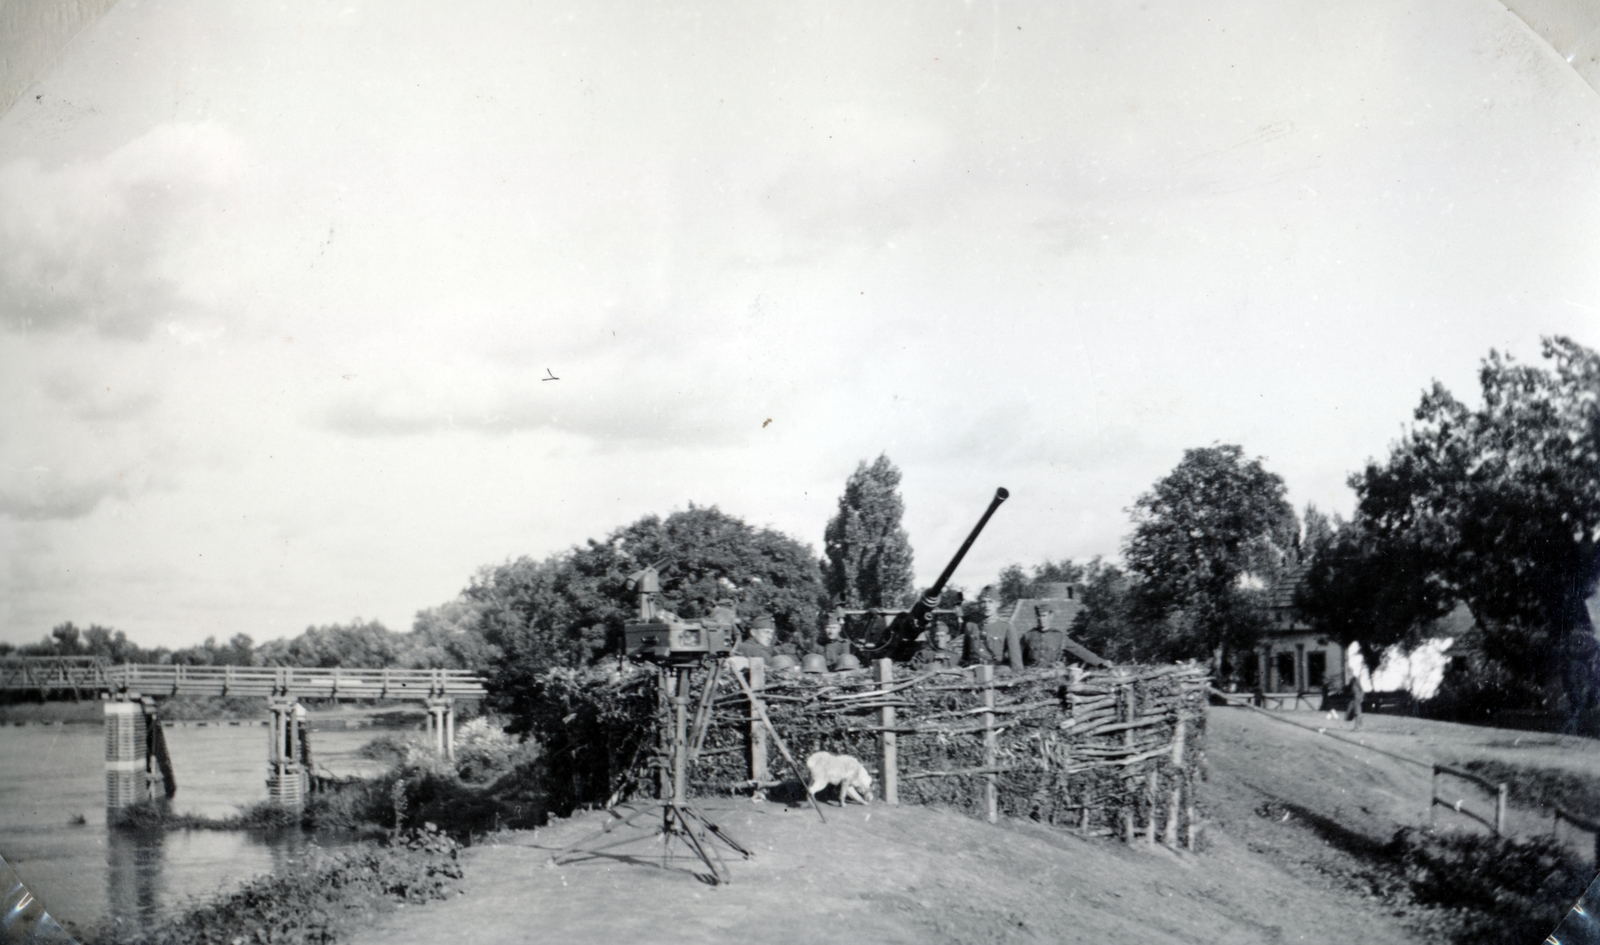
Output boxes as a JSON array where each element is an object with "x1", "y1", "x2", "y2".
[
  {"x1": 1388, "y1": 827, "x2": 1596, "y2": 945},
  {"x1": 90, "y1": 826, "x2": 464, "y2": 945}
]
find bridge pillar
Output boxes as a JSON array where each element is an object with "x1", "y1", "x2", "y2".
[
  {"x1": 425, "y1": 697, "x2": 455, "y2": 761},
  {"x1": 104, "y1": 699, "x2": 146, "y2": 812},
  {"x1": 266, "y1": 699, "x2": 309, "y2": 810},
  {"x1": 104, "y1": 696, "x2": 168, "y2": 811}
]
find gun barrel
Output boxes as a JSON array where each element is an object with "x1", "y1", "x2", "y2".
[
  {"x1": 918, "y1": 487, "x2": 1008, "y2": 609},
  {"x1": 847, "y1": 488, "x2": 1009, "y2": 661}
]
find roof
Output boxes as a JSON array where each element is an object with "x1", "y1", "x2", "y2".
[
  {"x1": 1004, "y1": 596, "x2": 1107, "y2": 666},
  {"x1": 1266, "y1": 560, "x2": 1312, "y2": 611},
  {"x1": 1005, "y1": 597, "x2": 1083, "y2": 632}
]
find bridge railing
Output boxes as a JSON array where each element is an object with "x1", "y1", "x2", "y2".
[
  {"x1": 106, "y1": 664, "x2": 488, "y2": 699},
  {"x1": 0, "y1": 657, "x2": 487, "y2": 700},
  {"x1": 0, "y1": 656, "x2": 111, "y2": 693}
]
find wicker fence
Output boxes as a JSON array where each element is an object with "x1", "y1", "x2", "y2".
[{"x1": 678, "y1": 658, "x2": 1209, "y2": 847}]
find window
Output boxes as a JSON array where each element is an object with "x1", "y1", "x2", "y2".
[
  {"x1": 1307, "y1": 651, "x2": 1327, "y2": 689},
  {"x1": 1275, "y1": 652, "x2": 1295, "y2": 691}
]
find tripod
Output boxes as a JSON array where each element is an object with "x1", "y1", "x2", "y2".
[{"x1": 547, "y1": 660, "x2": 753, "y2": 884}]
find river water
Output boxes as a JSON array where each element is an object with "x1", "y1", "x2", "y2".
[{"x1": 0, "y1": 720, "x2": 394, "y2": 938}]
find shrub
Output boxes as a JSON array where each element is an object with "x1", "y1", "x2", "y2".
[
  {"x1": 90, "y1": 826, "x2": 464, "y2": 945},
  {"x1": 1388, "y1": 827, "x2": 1596, "y2": 945}
]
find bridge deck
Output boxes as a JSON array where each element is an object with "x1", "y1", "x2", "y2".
[{"x1": 0, "y1": 658, "x2": 486, "y2": 700}]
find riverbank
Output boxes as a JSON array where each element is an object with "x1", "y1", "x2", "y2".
[
  {"x1": 73, "y1": 826, "x2": 465, "y2": 945},
  {"x1": 0, "y1": 699, "x2": 432, "y2": 727}
]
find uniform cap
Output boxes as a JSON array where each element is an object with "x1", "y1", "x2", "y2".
[{"x1": 750, "y1": 614, "x2": 776, "y2": 631}]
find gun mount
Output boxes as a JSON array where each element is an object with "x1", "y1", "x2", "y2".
[
  {"x1": 621, "y1": 563, "x2": 737, "y2": 664},
  {"x1": 844, "y1": 487, "x2": 1009, "y2": 662}
]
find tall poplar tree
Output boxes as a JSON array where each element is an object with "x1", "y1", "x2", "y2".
[{"x1": 823, "y1": 455, "x2": 916, "y2": 609}]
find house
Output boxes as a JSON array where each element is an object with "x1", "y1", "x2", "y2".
[
  {"x1": 1003, "y1": 582, "x2": 1110, "y2": 668},
  {"x1": 1242, "y1": 561, "x2": 1347, "y2": 696}
]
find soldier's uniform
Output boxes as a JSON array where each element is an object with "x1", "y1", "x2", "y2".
[
  {"x1": 1022, "y1": 625, "x2": 1066, "y2": 667},
  {"x1": 964, "y1": 614, "x2": 1024, "y2": 673},
  {"x1": 733, "y1": 639, "x2": 774, "y2": 660},
  {"x1": 819, "y1": 639, "x2": 852, "y2": 669},
  {"x1": 912, "y1": 640, "x2": 958, "y2": 669}
]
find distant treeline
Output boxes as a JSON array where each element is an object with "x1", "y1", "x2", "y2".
[{"x1": 0, "y1": 618, "x2": 492, "y2": 671}]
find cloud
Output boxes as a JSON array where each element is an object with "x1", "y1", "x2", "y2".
[
  {"x1": 0, "y1": 341, "x2": 170, "y2": 521},
  {"x1": 0, "y1": 122, "x2": 246, "y2": 338},
  {"x1": 321, "y1": 350, "x2": 758, "y2": 449}
]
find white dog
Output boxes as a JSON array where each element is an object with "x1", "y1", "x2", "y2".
[{"x1": 805, "y1": 751, "x2": 874, "y2": 806}]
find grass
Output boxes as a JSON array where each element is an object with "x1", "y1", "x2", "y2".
[
  {"x1": 1459, "y1": 758, "x2": 1600, "y2": 821},
  {"x1": 83, "y1": 825, "x2": 465, "y2": 945}
]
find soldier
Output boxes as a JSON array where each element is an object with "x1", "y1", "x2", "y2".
[
  {"x1": 1022, "y1": 604, "x2": 1068, "y2": 667},
  {"x1": 912, "y1": 621, "x2": 959, "y2": 669},
  {"x1": 706, "y1": 597, "x2": 740, "y2": 630},
  {"x1": 964, "y1": 586, "x2": 1024, "y2": 673},
  {"x1": 733, "y1": 614, "x2": 778, "y2": 661},
  {"x1": 814, "y1": 613, "x2": 852, "y2": 670}
]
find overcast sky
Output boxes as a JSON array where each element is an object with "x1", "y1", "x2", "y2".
[{"x1": 1, "y1": 0, "x2": 1597, "y2": 649}]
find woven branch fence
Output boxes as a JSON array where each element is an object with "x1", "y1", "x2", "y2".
[{"x1": 530, "y1": 659, "x2": 1208, "y2": 848}]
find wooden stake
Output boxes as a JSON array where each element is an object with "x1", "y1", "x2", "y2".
[
  {"x1": 981, "y1": 664, "x2": 998, "y2": 824},
  {"x1": 876, "y1": 659, "x2": 899, "y2": 806},
  {"x1": 748, "y1": 658, "x2": 768, "y2": 784}
]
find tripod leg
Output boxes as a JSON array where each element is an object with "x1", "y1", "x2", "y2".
[
  {"x1": 545, "y1": 803, "x2": 657, "y2": 867},
  {"x1": 679, "y1": 804, "x2": 753, "y2": 859},
  {"x1": 687, "y1": 659, "x2": 722, "y2": 764},
  {"x1": 668, "y1": 804, "x2": 728, "y2": 884}
]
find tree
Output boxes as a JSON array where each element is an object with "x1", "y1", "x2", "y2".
[
  {"x1": 1069, "y1": 557, "x2": 1144, "y2": 663},
  {"x1": 1296, "y1": 514, "x2": 1454, "y2": 671},
  {"x1": 1350, "y1": 337, "x2": 1600, "y2": 721},
  {"x1": 1124, "y1": 445, "x2": 1297, "y2": 667},
  {"x1": 405, "y1": 598, "x2": 500, "y2": 670},
  {"x1": 995, "y1": 559, "x2": 1086, "y2": 608},
  {"x1": 466, "y1": 505, "x2": 826, "y2": 728},
  {"x1": 256, "y1": 619, "x2": 399, "y2": 668},
  {"x1": 823, "y1": 455, "x2": 916, "y2": 609}
]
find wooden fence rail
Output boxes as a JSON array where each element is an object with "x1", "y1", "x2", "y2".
[
  {"x1": 1554, "y1": 805, "x2": 1600, "y2": 867},
  {"x1": 1429, "y1": 763, "x2": 1508, "y2": 836}
]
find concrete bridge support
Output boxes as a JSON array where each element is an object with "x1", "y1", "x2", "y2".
[
  {"x1": 104, "y1": 696, "x2": 171, "y2": 812},
  {"x1": 425, "y1": 697, "x2": 455, "y2": 761},
  {"x1": 267, "y1": 699, "x2": 310, "y2": 810}
]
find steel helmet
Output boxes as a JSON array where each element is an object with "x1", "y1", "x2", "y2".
[
  {"x1": 766, "y1": 654, "x2": 799, "y2": 672},
  {"x1": 801, "y1": 654, "x2": 829, "y2": 674},
  {"x1": 834, "y1": 653, "x2": 862, "y2": 671}
]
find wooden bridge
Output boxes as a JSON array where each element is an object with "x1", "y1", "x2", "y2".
[
  {"x1": 0, "y1": 656, "x2": 487, "y2": 700},
  {"x1": 2, "y1": 657, "x2": 488, "y2": 813}
]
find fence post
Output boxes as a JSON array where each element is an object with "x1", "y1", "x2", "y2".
[
  {"x1": 1494, "y1": 783, "x2": 1507, "y2": 837},
  {"x1": 981, "y1": 664, "x2": 997, "y2": 824},
  {"x1": 1428, "y1": 766, "x2": 1438, "y2": 829},
  {"x1": 1069, "y1": 666, "x2": 1088, "y2": 833},
  {"x1": 749, "y1": 658, "x2": 769, "y2": 785},
  {"x1": 658, "y1": 665, "x2": 671, "y2": 799},
  {"x1": 1165, "y1": 714, "x2": 1186, "y2": 846},
  {"x1": 1122, "y1": 680, "x2": 1136, "y2": 844},
  {"x1": 1146, "y1": 773, "x2": 1158, "y2": 845},
  {"x1": 876, "y1": 658, "x2": 899, "y2": 806}
]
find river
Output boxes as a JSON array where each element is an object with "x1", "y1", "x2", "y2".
[{"x1": 0, "y1": 719, "x2": 396, "y2": 939}]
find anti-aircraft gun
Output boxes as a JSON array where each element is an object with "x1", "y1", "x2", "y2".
[
  {"x1": 844, "y1": 487, "x2": 1009, "y2": 663},
  {"x1": 621, "y1": 561, "x2": 738, "y2": 664}
]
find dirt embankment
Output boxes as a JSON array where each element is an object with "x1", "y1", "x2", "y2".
[
  {"x1": 348, "y1": 799, "x2": 1413, "y2": 944},
  {"x1": 343, "y1": 708, "x2": 1598, "y2": 945}
]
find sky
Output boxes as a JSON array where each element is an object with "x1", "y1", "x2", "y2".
[{"x1": 1, "y1": 0, "x2": 1598, "y2": 650}]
